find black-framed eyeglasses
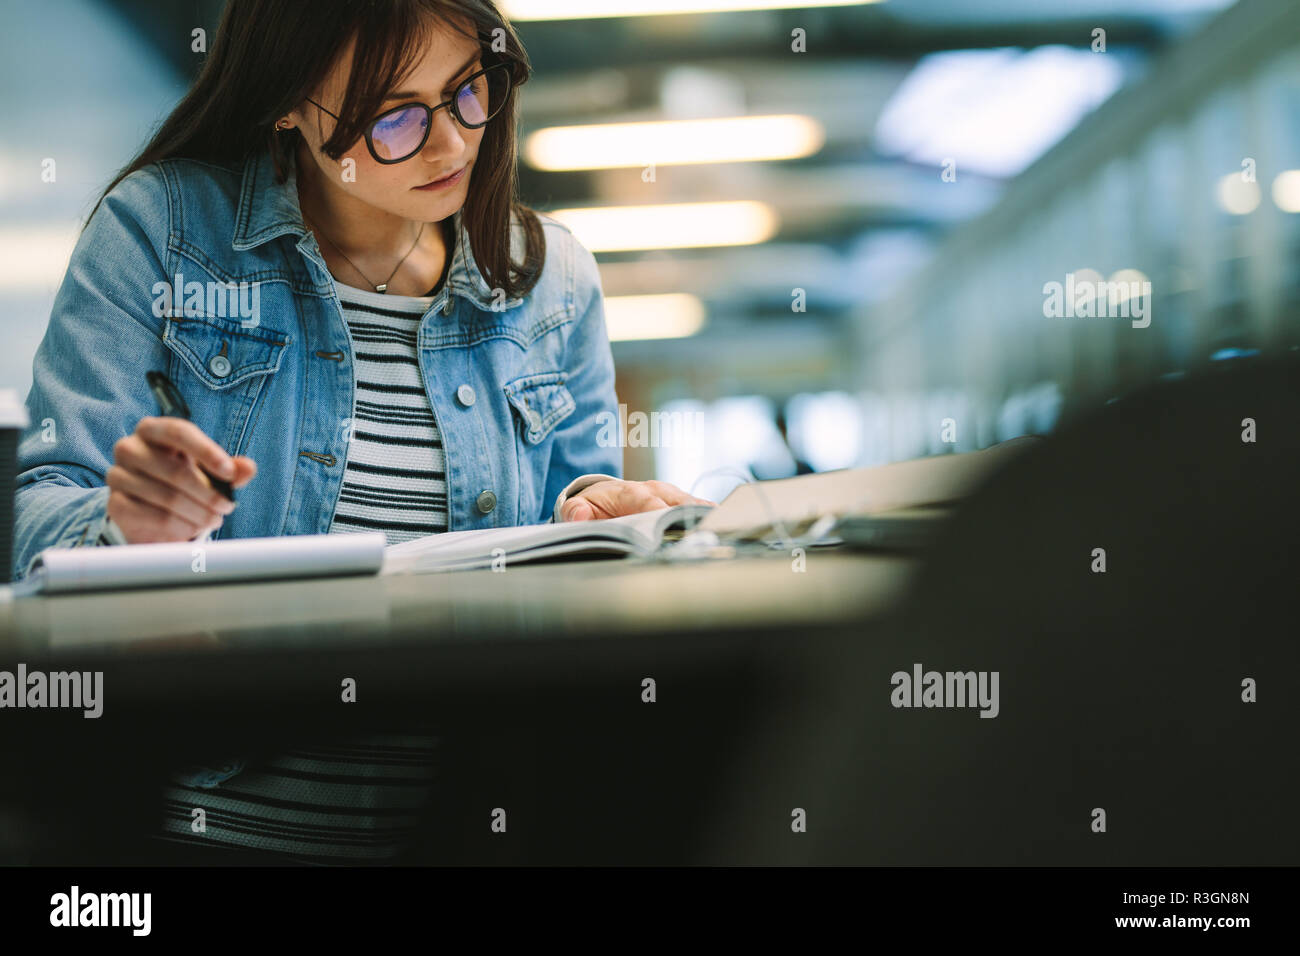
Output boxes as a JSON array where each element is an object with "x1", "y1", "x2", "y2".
[{"x1": 305, "y1": 62, "x2": 512, "y2": 165}]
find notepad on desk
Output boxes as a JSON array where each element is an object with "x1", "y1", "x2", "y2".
[{"x1": 14, "y1": 532, "x2": 389, "y2": 596}]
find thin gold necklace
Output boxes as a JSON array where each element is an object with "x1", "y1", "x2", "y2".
[{"x1": 303, "y1": 212, "x2": 425, "y2": 294}]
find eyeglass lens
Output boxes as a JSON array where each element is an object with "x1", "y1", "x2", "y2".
[{"x1": 369, "y1": 65, "x2": 509, "y2": 161}]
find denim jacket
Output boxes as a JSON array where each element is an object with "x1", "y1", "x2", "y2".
[{"x1": 14, "y1": 146, "x2": 622, "y2": 584}]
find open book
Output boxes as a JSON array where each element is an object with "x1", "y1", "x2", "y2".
[
  {"x1": 381, "y1": 503, "x2": 714, "y2": 575},
  {"x1": 379, "y1": 439, "x2": 1035, "y2": 573}
]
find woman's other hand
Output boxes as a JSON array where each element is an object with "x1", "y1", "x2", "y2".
[{"x1": 559, "y1": 479, "x2": 714, "y2": 521}]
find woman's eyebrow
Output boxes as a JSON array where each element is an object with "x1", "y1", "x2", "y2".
[{"x1": 384, "y1": 50, "x2": 482, "y2": 101}]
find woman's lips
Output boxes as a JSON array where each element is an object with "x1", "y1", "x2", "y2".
[{"x1": 415, "y1": 166, "x2": 466, "y2": 190}]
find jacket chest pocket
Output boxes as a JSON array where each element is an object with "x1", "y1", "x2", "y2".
[
  {"x1": 162, "y1": 313, "x2": 290, "y2": 450},
  {"x1": 503, "y1": 371, "x2": 576, "y2": 521},
  {"x1": 504, "y1": 371, "x2": 575, "y2": 443}
]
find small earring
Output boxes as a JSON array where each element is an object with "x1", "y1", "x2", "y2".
[{"x1": 276, "y1": 120, "x2": 291, "y2": 131}]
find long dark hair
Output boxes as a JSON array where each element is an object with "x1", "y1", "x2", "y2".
[{"x1": 90, "y1": 0, "x2": 544, "y2": 299}]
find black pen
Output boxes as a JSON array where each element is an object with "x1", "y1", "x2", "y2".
[{"x1": 145, "y1": 370, "x2": 235, "y2": 501}]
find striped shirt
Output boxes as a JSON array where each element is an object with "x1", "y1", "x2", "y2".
[
  {"x1": 154, "y1": 263, "x2": 453, "y2": 864},
  {"x1": 327, "y1": 282, "x2": 449, "y2": 543},
  {"x1": 154, "y1": 730, "x2": 442, "y2": 864}
]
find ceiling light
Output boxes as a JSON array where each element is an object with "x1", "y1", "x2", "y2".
[{"x1": 547, "y1": 201, "x2": 779, "y2": 251}]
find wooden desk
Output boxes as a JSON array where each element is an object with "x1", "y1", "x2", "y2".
[
  {"x1": 0, "y1": 547, "x2": 915, "y2": 655},
  {"x1": 0, "y1": 547, "x2": 916, "y2": 865}
]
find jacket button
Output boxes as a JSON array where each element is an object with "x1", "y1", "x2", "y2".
[
  {"x1": 456, "y1": 384, "x2": 476, "y2": 407},
  {"x1": 476, "y1": 490, "x2": 497, "y2": 514},
  {"x1": 208, "y1": 354, "x2": 232, "y2": 377},
  {"x1": 442, "y1": 297, "x2": 454, "y2": 315}
]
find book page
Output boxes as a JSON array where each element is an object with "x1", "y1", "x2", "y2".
[
  {"x1": 380, "y1": 505, "x2": 716, "y2": 576},
  {"x1": 382, "y1": 516, "x2": 647, "y2": 575}
]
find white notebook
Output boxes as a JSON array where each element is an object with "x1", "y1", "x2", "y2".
[{"x1": 12, "y1": 532, "x2": 388, "y2": 596}]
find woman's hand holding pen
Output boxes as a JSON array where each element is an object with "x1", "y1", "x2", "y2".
[{"x1": 106, "y1": 417, "x2": 256, "y2": 544}]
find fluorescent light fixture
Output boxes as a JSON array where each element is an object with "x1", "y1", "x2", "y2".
[
  {"x1": 503, "y1": 0, "x2": 878, "y2": 21},
  {"x1": 1217, "y1": 172, "x2": 1261, "y2": 215},
  {"x1": 1271, "y1": 169, "x2": 1300, "y2": 213},
  {"x1": 524, "y1": 114, "x2": 825, "y2": 171},
  {"x1": 547, "y1": 201, "x2": 779, "y2": 252},
  {"x1": 604, "y1": 293, "x2": 706, "y2": 341}
]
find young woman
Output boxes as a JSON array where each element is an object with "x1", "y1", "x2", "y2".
[{"x1": 14, "y1": 0, "x2": 709, "y2": 863}]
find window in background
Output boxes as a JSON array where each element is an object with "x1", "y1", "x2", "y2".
[
  {"x1": 995, "y1": 381, "x2": 1064, "y2": 442},
  {"x1": 654, "y1": 390, "x2": 869, "y2": 497},
  {"x1": 786, "y1": 391, "x2": 863, "y2": 473},
  {"x1": 0, "y1": 0, "x2": 184, "y2": 399},
  {"x1": 654, "y1": 395, "x2": 821, "y2": 500},
  {"x1": 655, "y1": 397, "x2": 775, "y2": 501},
  {"x1": 655, "y1": 384, "x2": 1064, "y2": 500}
]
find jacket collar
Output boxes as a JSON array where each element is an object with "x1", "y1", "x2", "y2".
[{"x1": 232, "y1": 147, "x2": 523, "y2": 310}]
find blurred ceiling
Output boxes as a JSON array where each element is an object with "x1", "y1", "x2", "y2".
[{"x1": 104, "y1": 0, "x2": 1237, "y2": 383}]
